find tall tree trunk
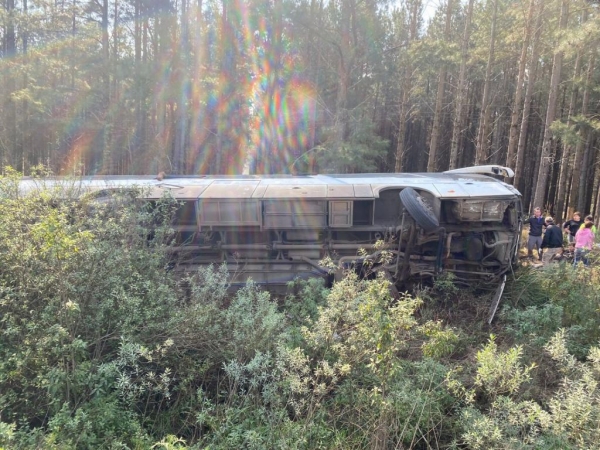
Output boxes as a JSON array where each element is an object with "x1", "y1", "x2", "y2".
[
  {"x1": 101, "y1": 0, "x2": 112, "y2": 173},
  {"x1": 474, "y1": 0, "x2": 498, "y2": 166},
  {"x1": 569, "y1": 52, "x2": 596, "y2": 214},
  {"x1": 577, "y1": 132, "x2": 594, "y2": 213},
  {"x1": 532, "y1": 0, "x2": 568, "y2": 210},
  {"x1": 449, "y1": 0, "x2": 474, "y2": 170},
  {"x1": 306, "y1": 0, "x2": 322, "y2": 173},
  {"x1": 595, "y1": 164, "x2": 600, "y2": 223},
  {"x1": 427, "y1": 0, "x2": 453, "y2": 172},
  {"x1": 215, "y1": 0, "x2": 230, "y2": 173},
  {"x1": 71, "y1": 0, "x2": 77, "y2": 91},
  {"x1": 522, "y1": 89, "x2": 543, "y2": 210},
  {"x1": 582, "y1": 141, "x2": 598, "y2": 214},
  {"x1": 591, "y1": 164, "x2": 600, "y2": 217},
  {"x1": 505, "y1": 0, "x2": 535, "y2": 171},
  {"x1": 111, "y1": 0, "x2": 119, "y2": 172},
  {"x1": 394, "y1": 0, "x2": 420, "y2": 172},
  {"x1": 490, "y1": 74, "x2": 507, "y2": 165},
  {"x1": 101, "y1": 0, "x2": 109, "y2": 64},
  {"x1": 173, "y1": 0, "x2": 189, "y2": 173},
  {"x1": 134, "y1": 0, "x2": 143, "y2": 168},
  {"x1": 334, "y1": 0, "x2": 353, "y2": 149},
  {"x1": 3, "y1": 0, "x2": 17, "y2": 170},
  {"x1": 5, "y1": 0, "x2": 16, "y2": 55},
  {"x1": 528, "y1": 141, "x2": 543, "y2": 213},
  {"x1": 113, "y1": 0, "x2": 118, "y2": 59},
  {"x1": 555, "y1": 48, "x2": 583, "y2": 222},
  {"x1": 22, "y1": 0, "x2": 29, "y2": 172},
  {"x1": 187, "y1": 0, "x2": 205, "y2": 174},
  {"x1": 514, "y1": 0, "x2": 544, "y2": 193},
  {"x1": 270, "y1": 0, "x2": 284, "y2": 172},
  {"x1": 156, "y1": 14, "x2": 174, "y2": 173}
]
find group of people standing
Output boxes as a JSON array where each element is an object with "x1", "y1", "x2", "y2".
[{"x1": 526, "y1": 208, "x2": 596, "y2": 267}]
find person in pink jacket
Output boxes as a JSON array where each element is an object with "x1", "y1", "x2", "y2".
[{"x1": 574, "y1": 221, "x2": 595, "y2": 267}]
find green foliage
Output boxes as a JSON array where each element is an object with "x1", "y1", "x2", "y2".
[
  {"x1": 284, "y1": 278, "x2": 330, "y2": 324},
  {"x1": 456, "y1": 330, "x2": 600, "y2": 450},
  {"x1": 283, "y1": 278, "x2": 330, "y2": 347},
  {"x1": 0, "y1": 421, "x2": 16, "y2": 448},
  {"x1": 551, "y1": 117, "x2": 589, "y2": 147},
  {"x1": 296, "y1": 273, "x2": 457, "y2": 448},
  {"x1": 474, "y1": 336, "x2": 535, "y2": 399},
  {"x1": 505, "y1": 264, "x2": 600, "y2": 358},
  {"x1": 432, "y1": 271, "x2": 459, "y2": 293},
  {"x1": 43, "y1": 396, "x2": 148, "y2": 449},
  {"x1": 504, "y1": 265, "x2": 551, "y2": 308},
  {"x1": 420, "y1": 321, "x2": 460, "y2": 359},
  {"x1": 315, "y1": 118, "x2": 390, "y2": 173},
  {"x1": 183, "y1": 273, "x2": 455, "y2": 449},
  {"x1": 0, "y1": 174, "x2": 301, "y2": 447},
  {"x1": 459, "y1": 398, "x2": 553, "y2": 450},
  {"x1": 302, "y1": 272, "x2": 420, "y2": 368},
  {"x1": 544, "y1": 331, "x2": 600, "y2": 445},
  {"x1": 502, "y1": 303, "x2": 564, "y2": 348},
  {"x1": 334, "y1": 357, "x2": 456, "y2": 449},
  {"x1": 150, "y1": 435, "x2": 188, "y2": 450},
  {"x1": 0, "y1": 172, "x2": 180, "y2": 448}
]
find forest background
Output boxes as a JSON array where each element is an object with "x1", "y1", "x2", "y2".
[{"x1": 1, "y1": 0, "x2": 600, "y2": 221}]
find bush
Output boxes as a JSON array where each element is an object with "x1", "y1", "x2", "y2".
[
  {"x1": 420, "y1": 321, "x2": 461, "y2": 359},
  {"x1": 502, "y1": 303, "x2": 564, "y2": 348},
  {"x1": 504, "y1": 264, "x2": 600, "y2": 358},
  {"x1": 454, "y1": 331, "x2": 600, "y2": 449},
  {"x1": 185, "y1": 273, "x2": 458, "y2": 449},
  {"x1": 0, "y1": 172, "x2": 180, "y2": 446}
]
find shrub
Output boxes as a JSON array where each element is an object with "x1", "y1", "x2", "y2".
[
  {"x1": 0, "y1": 171, "x2": 178, "y2": 447},
  {"x1": 502, "y1": 303, "x2": 564, "y2": 348},
  {"x1": 504, "y1": 264, "x2": 600, "y2": 358},
  {"x1": 455, "y1": 331, "x2": 600, "y2": 449},
  {"x1": 420, "y1": 321, "x2": 461, "y2": 359},
  {"x1": 474, "y1": 336, "x2": 536, "y2": 400}
]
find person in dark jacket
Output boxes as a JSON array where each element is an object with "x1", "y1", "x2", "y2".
[
  {"x1": 542, "y1": 217, "x2": 564, "y2": 265},
  {"x1": 563, "y1": 211, "x2": 582, "y2": 244},
  {"x1": 526, "y1": 207, "x2": 546, "y2": 260}
]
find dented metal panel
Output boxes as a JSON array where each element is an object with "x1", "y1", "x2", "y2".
[
  {"x1": 445, "y1": 165, "x2": 514, "y2": 178},
  {"x1": 251, "y1": 184, "x2": 268, "y2": 198}
]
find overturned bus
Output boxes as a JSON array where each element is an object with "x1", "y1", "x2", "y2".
[{"x1": 19, "y1": 165, "x2": 522, "y2": 290}]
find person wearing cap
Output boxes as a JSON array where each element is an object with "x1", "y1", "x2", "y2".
[{"x1": 541, "y1": 216, "x2": 563, "y2": 265}]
